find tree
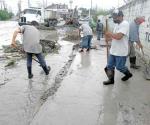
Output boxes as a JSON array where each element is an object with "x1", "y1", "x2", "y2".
[
  {"x1": 0, "y1": 10, "x2": 14, "y2": 20},
  {"x1": 92, "y1": 9, "x2": 109, "y2": 22}
]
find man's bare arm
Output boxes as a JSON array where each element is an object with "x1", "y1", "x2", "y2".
[
  {"x1": 11, "y1": 28, "x2": 21, "y2": 47},
  {"x1": 106, "y1": 32, "x2": 124, "y2": 40}
]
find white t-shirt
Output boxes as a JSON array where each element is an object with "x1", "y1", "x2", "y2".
[
  {"x1": 110, "y1": 20, "x2": 129, "y2": 56},
  {"x1": 80, "y1": 23, "x2": 93, "y2": 37}
]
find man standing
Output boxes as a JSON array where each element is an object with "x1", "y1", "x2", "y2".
[
  {"x1": 11, "y1": 21, "x2": 50, "y2": 79},
  {"x1": 96, "y1": 19, "x2": 103, "y2": 40},
  {"x1": 129, "y1": 17, "x2": 145, "y2": 69},
  {"x1": 79, "y1": 23, "x2": 93, "y2": 52},
  {"x1": 103, "y1": 10, "x2": 132, "y2": 85}
]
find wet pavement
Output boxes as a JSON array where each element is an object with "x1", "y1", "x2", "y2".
[
  {"x1": 0, "y1": 21, "x2": 150, "y2": 125},
  {"x1": 30, "y1": 39, "x2": 150, "y2": 125},
  {"x1": 0, "y1": 38, "x2": 74, "y2": 125}
]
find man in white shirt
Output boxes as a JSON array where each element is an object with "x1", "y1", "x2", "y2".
[
  {"x1": 103, "y1": 10, "x2": 132, "y2": 85},
  {"x1": 79, "y1": 23, "x2": 93, "y2": 52}
]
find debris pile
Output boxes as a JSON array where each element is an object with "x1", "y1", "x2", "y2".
[
  {"x1": 137, "y1": 51, "x2": 150, "y2": 80},
  {"x1": 40, "y1": 39, "x2": 60, "y2": 53},
  {"x1": 2, "y1": 39, "x2": 60, "y2": 67},
  {"x1": 2, "y1": 40, "x2": 23, "y2": 53},
  {"x1": 37, "y1": 25, "x2": 55, "y2": 30},
  {"x1": 62, "y1": 27, "x2": 80, "y2": 41}
]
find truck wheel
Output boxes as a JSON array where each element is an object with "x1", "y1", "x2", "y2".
[{"x1": 48, "y1": 21, "x2": 52, "y2": 27}]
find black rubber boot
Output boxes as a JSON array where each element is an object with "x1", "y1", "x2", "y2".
[
  {"x1": 103, "y1": 67, "x2": 114, "y2": 85},
  {"x1": 130, "y1": 57, "x2": 140, "y2": 69},
  {"x1": 121, "y1": 70, "x2": 133, "y2": 81},
  {"x1": 27, "y1": 66, "x2": 33, "y2": 79},
  {"x1": 42, "y1": 66, "x2": 51, "y2": 75}
]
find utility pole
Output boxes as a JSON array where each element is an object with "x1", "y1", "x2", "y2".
[
  {"x1": 69, "y1": 0, "x2": 73, "y2": 9},
  {"x1": 89, "y1": 0, "x2": 92, "y2": 18},
  {"x1": 18, "y1": 0, "x2": 21, "y2": 18},
  {"x1": 118, "y1": 0, "x2": 120, "y2": 8},
  {"x1": 45, "y1": 0, "x2": 47, "y2": 7},
  {"x1": 28, "y1": 0, "x2": 30, "y2": 8},
  {"x1": 0, "y1": 0, "x2": 6, "y2": 10}
]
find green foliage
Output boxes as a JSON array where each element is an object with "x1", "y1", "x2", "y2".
[
  {"x1": 89, "y1": 18, "x2": 96, "y2": 29},
  {"x1": 93, "y1": 9, "x2": 109, "y2": 23},
  {"x1": 78, "y1": 7, "x2": 89, "y2": 17},
  {"x1": 0, "y1": 10, "x2": 14, "y2": 20}
]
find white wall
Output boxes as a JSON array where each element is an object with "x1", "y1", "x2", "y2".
[{"x1": 120, "y1": 0, "x2": 150, "y2": 57}]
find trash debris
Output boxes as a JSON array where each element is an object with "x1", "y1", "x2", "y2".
[
  {"x1": 2, "y1": 40, "x2": 23, "y2": 53},
  {"x1": 5, "y1": 59, "x2": 16, "y2": 67},
  {"x1": 40, "y1": 39, "x2": 60, "y2": 53},
  {"x1": 62, "y1": 27, "x2": 80, "y2": 41},
  {"x1": 137, "y1": 49, "x2": 150, "y2": 80}
]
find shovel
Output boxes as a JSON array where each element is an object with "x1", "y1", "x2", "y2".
[
  {"x1": 14, "y1": 46, "x2": 51, "y2": 71},
  {"x1": 13, "y1": 46, "x2": 41, "y2": 65}
]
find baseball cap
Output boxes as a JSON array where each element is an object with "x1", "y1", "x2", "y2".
[{"x1": 112, "y1": 9, "x2": 124, "y2": 17}]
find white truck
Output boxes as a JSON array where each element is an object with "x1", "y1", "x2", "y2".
[
  {"x1": 44, "y1": 9, "x2": 59, "y2": 27},
  {"x1": 18, "y1": 8, "x2": 58, "y2": 27}
]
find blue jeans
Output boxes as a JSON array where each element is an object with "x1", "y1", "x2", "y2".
[
  {"x1": 107, "y1": 54, "x2": 128, "y2": 73},
  {"x1": 81, "y1": 35, "x2": 93, "y2": 49},
  {"x1": 27, "y1": 53, "x2": 47, "y2": 67}
]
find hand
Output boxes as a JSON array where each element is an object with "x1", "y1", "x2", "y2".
[
  {"x1": 105, "y1": 32, "x2": 112, "y2": 37},
  {"x1": 11, "y1": 42, "x2": 17, "y2": 48},
  {"x1": 137, "y1": 42, "x2": 143, "y2": 49},
  {"x1": 105, "y1": 37, "x2": 112, "y2": 42},
  {"x1": 105, "y1": 32, "x2": 112, "y2": 42}
]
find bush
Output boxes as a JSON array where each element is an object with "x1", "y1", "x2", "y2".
[
  {"x1": 92, "y1": 9, "x2": 109, "y2": 23},
  {"x1": 0, "y1": 10, "x2": 14, "y2": 20}
]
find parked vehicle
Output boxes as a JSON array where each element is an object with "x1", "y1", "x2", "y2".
[
  {"x1": 44, "y1": 9, "x2": 59, "y2": 27},
  {"x1": 18, "y1": 8, "x2": 58, "y2": 27},
  {"x1": 18, "y1": 8, "x2": 42, "y2": 26}
]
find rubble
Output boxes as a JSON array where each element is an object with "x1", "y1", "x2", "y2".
[
  {"x1": 1, "y1": 39, "x2": 60, "y2": 67},
  {"x1": 5, "y1": 59, "x2": 16, "y2": 67},
  {"x1": 62, "y1": 27, "x2": 80, "y2": 41},
  {"x1": 37, "y1": 25, "x2": 55, "y2": 31},
  {"x1": 40, "y1": 39, "x2": 60, "y2": 53},
  {"x1": 2, "y1": 40, "x2": 23, "y2": 53},
  {"x1": 136, "y1": 51, "x2": 150, "y2": 80}
]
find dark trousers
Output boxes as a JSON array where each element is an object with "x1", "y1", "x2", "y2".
[{"x1": 27, "y1": 53, "x2": 46, "y2": 67}]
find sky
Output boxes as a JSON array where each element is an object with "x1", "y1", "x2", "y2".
[{"x1": 5, "y1": 0, "x2": 125, "y2": 14}]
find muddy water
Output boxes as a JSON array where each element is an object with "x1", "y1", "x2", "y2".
[
  {"x1": 0, "y1": 21, "x2": 77, "y2": 125},
  {"x1": 0, "y1": 21, "x2": 21, "y2": 49}
]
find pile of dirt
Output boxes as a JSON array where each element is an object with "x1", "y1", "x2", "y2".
[
  {"x1": 37, "y1": 25, "x2": 55, "y2": 31},
  {"x1": 2, "y1": 39, "x2": 60, "y2": 67},
  {"x1": 2, "y1": 40, "x2": 23, "y2": 53},
  {"x1": 136, "y1": 51, "x2": 150, "y2": 80},
  {"x1": 40, "y1": 39, "x2": 60, "y2": 53},
  {"x1": 62, "y1": 27, "x2": 80, "y2": 41},
  {"x1": 2, "y1": 40, "x2": 60, "y2": 55}
]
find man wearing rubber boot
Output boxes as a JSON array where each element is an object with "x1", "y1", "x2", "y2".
[
  {"x1": 129, "y1": 17, "x2": 145, "y2": 69},
  {"x1": 11, "y1": 21, "x2": 50, "y2": 79},
  {"x1": 103, "y1": 10, "x2": 132, "y2": 85}
]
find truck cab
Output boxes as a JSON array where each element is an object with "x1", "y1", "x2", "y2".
[{"x1": 19, "y1": 8, "x2": 43, "y2": 26}]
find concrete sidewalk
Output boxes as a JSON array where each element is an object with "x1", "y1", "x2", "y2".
[{"x1": 31, "y1": 40, "x2": 150, "y2": 125}]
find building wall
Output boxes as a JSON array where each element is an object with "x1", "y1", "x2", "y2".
[{"x1": 120, "y1": 0, "x2": 150, "y2": 57}]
